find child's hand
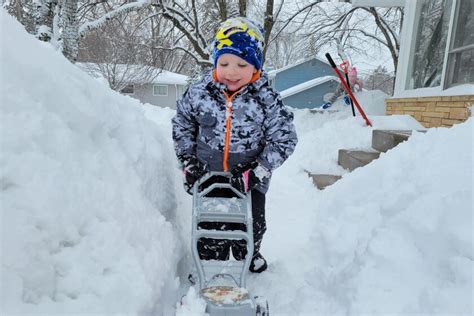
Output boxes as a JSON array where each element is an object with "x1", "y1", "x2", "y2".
[
  {"x1": 182, "y1": 156, "x2": 208, "y2": 194},
  {"x1": 230, "y1": 162, "x2": 270, "y2": 193}
]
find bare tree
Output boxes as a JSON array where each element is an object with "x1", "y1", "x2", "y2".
[
  {"x1": 35, "y1": 0, "x2": 58, "y2": 41},
  {"x1": 357, "y1": 7, "x2": 402, "y2": 72},
  {"x1": 148, "y1": 0, "x2": 292, "y2": 70},
  {"x1": 5, "y1": 0, "x2": 403, "y2": 75},
  {"x1": 238, "y1": 0, "x2": 247, "y2": 16},
  {"x1": 2, "y1": 0, "x2": 37, "y2": 34},
  {"x1": 150, "y1": 0, "x2": 215, "y2": 68},
  {"x1": 26, "y1": 1, "x2": 155, "y2": 62},
  {"x1": 62, "y1": 0, "x2": 79, "y2": 62},
  {"x1": 262, "y1": 0, "x2": 274, "y2": 61},
  {"x1": 78, "y1": 8, "x2": 164, "y2": 91},
  {"x1": 362, "y1": 65, "x2": 395, "y2": 95},
  {"x1": 297, "y1": 4, "x2": 403, "y2": 72}
]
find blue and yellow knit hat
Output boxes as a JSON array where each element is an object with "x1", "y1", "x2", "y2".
[{"x1": 212, "y1": 17, "x2": 265, "y2": 70}]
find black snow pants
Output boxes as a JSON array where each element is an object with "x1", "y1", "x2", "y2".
[{"x1": 197, "y1": 189, "x2": 266, "y2": 261}]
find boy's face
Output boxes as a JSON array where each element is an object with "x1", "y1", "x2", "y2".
[{"x1": 215, "y1": 54, "x2": 257, "y2": 92}]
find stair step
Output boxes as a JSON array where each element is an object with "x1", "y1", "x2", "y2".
[
  {"x1": 338, "y1": 149, "x2": 380, "y2": 171},
  {"x1": 372, "y1": 130, "x2": 426, "y2": 152},
  {"x1": 310, "y1": 174, "x2": 342, "y2": 190},
  {"x1": 372, "y1": 130, "x2": 411, "y2": 152}
]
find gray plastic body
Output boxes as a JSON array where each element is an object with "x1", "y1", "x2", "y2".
[{"x1": 191, "y1": 172, "x2": 269, "y2": 315}]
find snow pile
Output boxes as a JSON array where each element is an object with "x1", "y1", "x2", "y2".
[
  {"x1": 310, "y1": 120, "x2": 473, "y2": 314},
  {"x1": 290, "y1": 110, "x2": 424, "y2": 175},
  {"x1": 248, "y1": 111, "x2": 472, "y2": 314},
  {"x1": 175, "y1": 287, "x2": 208, "y2": 316},
  {"x1": 1, "y1": 11, "x2": 184, "y2": 315},
  {"x1": 326, "y1": 89, "x2": 389, "y2": 115}
]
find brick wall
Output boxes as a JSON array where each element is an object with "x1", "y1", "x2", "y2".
[{"x1": 386, "y1": 95, "x2": 473, "y2": 128}]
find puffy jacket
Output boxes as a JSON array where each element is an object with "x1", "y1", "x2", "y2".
[{"x1": 172, "y1": 70, "x2": 297, "y2": 193}]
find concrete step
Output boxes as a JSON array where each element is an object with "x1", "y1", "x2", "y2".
[
  {"x1": 372, "y1": 130, "x2": 412, "y2": 152},
  {"x1": 338, "y1": 149, "x2": 380, "y2": 171},
  {"x1": 310, "y1": 174, "x2": 342, "y2": 190},
  {"x1": 372, "y1": 130, "x2": 426, "y2": 152}
]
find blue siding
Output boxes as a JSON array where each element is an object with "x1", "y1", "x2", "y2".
[
  {"x1": 274, "y1": 58, "x2": 334, "y2": 91},
  {"x1": 282, "y1": 80, "x2": 339, "y2": 109}
]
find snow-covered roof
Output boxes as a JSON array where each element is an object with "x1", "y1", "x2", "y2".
[
  {"x1": 152, "y1": 70, "x2": 188, "y2": 85},
  {"x1": 280, "y1": 76, "x2": 338, "y2": 98},
  {"x1": 268, "y1": 56, "x2": 331, "y2": 76},
  {"x1": 76, "y1": 63, "x2": 188, "y2": 85}
]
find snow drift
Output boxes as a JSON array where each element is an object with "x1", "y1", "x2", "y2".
[
  {"x1": 1, "y1": 11, "x2": 184, "y2": 315},
  {"x1": 310, "y1": 121, "x2": 473, "y2": 314},
  {"x1": 238, "y1": 110, "x2": 472, "y2": 315}
]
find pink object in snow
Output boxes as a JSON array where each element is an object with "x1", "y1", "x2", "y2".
[{"x1": 348, "y1": 67, "x2": 358, "y2": 84}]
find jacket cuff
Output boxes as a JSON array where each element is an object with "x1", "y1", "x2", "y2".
[{"x1": 257, "y1": 158, "x2": 272, "y2": 172}]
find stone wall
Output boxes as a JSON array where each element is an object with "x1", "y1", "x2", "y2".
[{"x1": 386, "y1": 95, "x2": 473, "y2": 128}]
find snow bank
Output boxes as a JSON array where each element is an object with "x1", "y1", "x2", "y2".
[
  {"x1": 290, "y1": 110, "x2": 424, "y2": 175},
  {"x1": 244, "y1": 108, "x2": 471, "y2": 315},
  {"x1": 310, "y1": 119, "x2": 473, "y2": 314},
  {"x1": 326, "y1": 89, "x2": 389, "y2": 115},
  {"x1": 1, "y1": 11, "x2": 184, "y2": 315}
]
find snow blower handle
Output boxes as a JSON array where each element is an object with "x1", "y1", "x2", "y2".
[{"x1": 193, "y1": 171, "x2": 247, "y2": 199}]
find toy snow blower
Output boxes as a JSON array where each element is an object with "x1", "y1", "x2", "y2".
[{"x1": 191, "y1": 172, "x2": 269, "y2": 315}]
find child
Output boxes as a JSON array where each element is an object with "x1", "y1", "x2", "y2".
[{"x1": 171, "y1": 17, "x2": 297, "y2": 273}]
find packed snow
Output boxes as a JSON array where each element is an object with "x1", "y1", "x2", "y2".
[
  {"x1": 1, "y1": 10, "x2": 473, "y2": 316},
  {"x1": 1, "y1": 11, "x2": 185, "y2": 315}
]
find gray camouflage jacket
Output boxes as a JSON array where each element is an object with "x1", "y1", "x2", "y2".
[{"x1": 172, "y1": 70, "x2": 297, "y2": 193}]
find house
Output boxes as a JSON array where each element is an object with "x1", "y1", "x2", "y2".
[
  {"x1": 78, "y1": 63, "x2": 188, "y2": 109},
  {"x1": 353, "y1": 0, "x2": 473, "y2": 127},
  {"x1": 119, "y1": 70, "x2": 188, "y2": 109},
  {"x1": 268, "y1": 57, "x2": 340, "y2": 109}
]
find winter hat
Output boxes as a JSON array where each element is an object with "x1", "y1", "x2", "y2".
[{"x1": 212, "y1": 17, "x2": 265, "y2": 70}]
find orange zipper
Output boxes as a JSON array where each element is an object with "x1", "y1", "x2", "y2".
[{"x1": 222, "y1": 89, "x2": 242, "y2": 172}]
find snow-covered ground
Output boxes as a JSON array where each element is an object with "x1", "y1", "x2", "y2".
[{"x1": 1, "y1": 10, "x2": 473, "y2": 316}]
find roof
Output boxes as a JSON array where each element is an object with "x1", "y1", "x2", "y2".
[
  {"x1": 153, "y1": 71, "x2": 188, "y2": 85},
  {"x1": 77, "y1": 63, "x2": 188, "y2": 85},
  {"x1": 280, "y1": 76, "x2": 339, "y2": 98},
  {"x1": 268, "y1": 56, "x2": 331, "y2": 76}
]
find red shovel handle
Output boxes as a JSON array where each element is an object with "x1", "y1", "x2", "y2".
[{"x1": 325, "y1": 53, "x2": 372, "y2": 127}]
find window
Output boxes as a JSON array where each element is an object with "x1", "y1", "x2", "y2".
[
  {"x1": 445, "y1": 0, "x2": 474, "y2": 87},
  {"x1": 177, "y1": 85, "x2": 186, "y2": 97},
  {"x1": 120, "y1": 84, "x2": 134, "y2": 94},
  {"x1": 153, "y1": 85, "x2": 168, "y2": 96},
  {"x1": 408, "y1": 0, "x2": 453, "y2": 89}
]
